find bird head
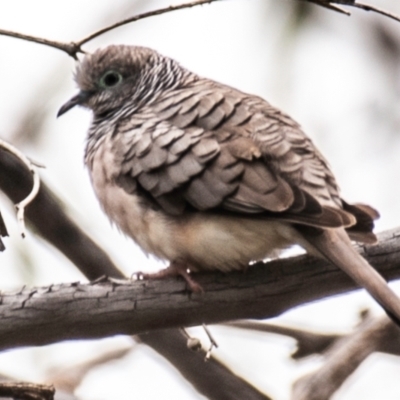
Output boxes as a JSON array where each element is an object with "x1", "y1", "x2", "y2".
[{"x1": 58, "y1": 45, "x2": 183, "y2": 119}]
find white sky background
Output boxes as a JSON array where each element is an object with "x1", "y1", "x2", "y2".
[{"x1": 1, "y1": 0, "x2": 400, "y2": 399}]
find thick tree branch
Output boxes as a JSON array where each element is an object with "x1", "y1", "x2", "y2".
[
  {"x1": 0, "y1": 228, "x2": 399, "y2": 351},
  {"x1": 0, "y1": 147, "x2": 271, "y2": 400},
  {"x1": 0, "y1": 382, "x2": 54, "y2": 400}
]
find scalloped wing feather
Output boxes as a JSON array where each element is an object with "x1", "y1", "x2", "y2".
[{"x1": 110, "y1": 78, "x2": 375, "y2": 234}]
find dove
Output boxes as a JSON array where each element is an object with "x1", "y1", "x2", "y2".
[{"x1": 58, "y1": 45, "x2": 400, "y2": 322}]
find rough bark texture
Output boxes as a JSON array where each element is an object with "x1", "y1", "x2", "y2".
[
  {"x1": 0, "y1": 228, "x2": 399, "y2": 350},
  {"x1": 0, "y1": 382, "x2": 54, "y2": 400}
]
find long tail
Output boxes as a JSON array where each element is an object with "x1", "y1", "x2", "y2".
[{"x1": 299, "y1": 227, "x2": 400, "y2": 325}]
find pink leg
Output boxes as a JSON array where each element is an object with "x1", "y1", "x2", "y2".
[{"x1": 137, "y1": 262, "x2": 203, "y2": 293}]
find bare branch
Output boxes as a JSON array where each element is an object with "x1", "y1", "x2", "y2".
[
  {"x1": 0, "y1": 228, "x2": 399, "y2": 351},
  {"x1": 292, "y1": 315, "x2": 400, "y2": 400},
  {"x1": 303, "y1": 1, "x2": 350, "y2": 15},
  {"x1": 1, "y1": 0, "x2": 400, "y2": 59},
  {"x1": 0, "y1": 139, "x2": 41, "y2": 238},
  {"x1": 0, "y1": 0, "x2": 223, "y2": 58},
  {"x1": 77, "y1": 0, "x2": 223, "y2": 46},
  {"x1": 305, "y1": 0, "x2": 400, "y2": 22},
  {"x1": 225, "y1": 320, "x2": 342, "y2": 359},
  {"x1": 353, "y1": 1, "x2": 400, "y2": 23},
  {"x1": 0, "y1": 382, "x2": 54, "y2": 400},
  {"x1": 0, "y1": 28, "x2": 82, "y2": 59}
]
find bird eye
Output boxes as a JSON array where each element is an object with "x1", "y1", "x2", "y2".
[{"x1": 99, "y1": 71, "x2": 123, "y2": 88}]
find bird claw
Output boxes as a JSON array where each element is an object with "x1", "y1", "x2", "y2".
[{"x1": 133, "y1": 263, "x2": 204, "y2": 293}]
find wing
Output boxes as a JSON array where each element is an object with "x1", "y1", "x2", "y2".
[{"x1": 112, "y1": 78, "x2": 377, "y2": 238}]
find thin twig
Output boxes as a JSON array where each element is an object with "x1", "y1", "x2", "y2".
[
  {"x1": 353, "y1": 1, "x2": 400, "y2": 23},
  {"x1": 225, "y1": 320, "x2": 342, "y2": 359},
  {"x1": 202, "y1": 323, "x2": 219, "y2": 360},
  {"x1": 307, "y1": 0, "x2": 400, "y2": 22},
  {"x1": 303, "y1": 0, "x2": 350, "y2": 15},
  {"x1": 0, "y1": 28, "x2": 81, "y2": 59},
  {"x1": 0, "y1": 0, "x2": 223, "y2": 58},
  {"x1": 1, "y1": 0, "x2": 400, "y2": 60},
  {"x1": 77, "y1": 0, "x2": 223, "y2": 46},
  {"x1": 0, "y1": 139, "x2": 41, "y2": 238},
  {"x1": 46, "y1": 345, "x2": 132, "y2": 393}
]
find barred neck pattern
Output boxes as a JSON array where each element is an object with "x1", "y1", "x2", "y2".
[{"x1": 84, "y1": 53, "x2": 195, "y2": 168}]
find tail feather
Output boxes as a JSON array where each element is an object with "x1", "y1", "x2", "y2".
[
  {"x1": 299, "y1": 227, "x2": 400, "y2": 326},
  {"x1": 343, "y1": 201, "x2": 379, "y2": 244}
]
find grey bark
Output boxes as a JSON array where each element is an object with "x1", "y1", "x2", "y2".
[{"x1": 0, "y1": 228, "x2": 399, "y2": 351}]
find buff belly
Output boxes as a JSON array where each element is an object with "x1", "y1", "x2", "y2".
[
  {"x1": 92, "y1": 177, "x2": 298, "y2": 272},
  {"x1": 88, "y1": 139, "x2": 299, "y2": 272}
]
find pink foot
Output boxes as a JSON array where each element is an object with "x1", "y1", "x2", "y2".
[{"x1": 137, "y1": 262, "x2": 203, "y2": 293}]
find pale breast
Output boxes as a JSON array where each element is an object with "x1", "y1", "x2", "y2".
[{"x1": 87, "y1": 136, "x2": 177, "y2": 260}]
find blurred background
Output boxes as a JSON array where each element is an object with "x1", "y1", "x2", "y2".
[{"x1": 1, "y1": 0, "x2": 400, "y2": 398}]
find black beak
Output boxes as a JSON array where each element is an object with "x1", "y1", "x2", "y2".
[{"x1": 57, "y1": 91, "x2": 91, "y2": 117}]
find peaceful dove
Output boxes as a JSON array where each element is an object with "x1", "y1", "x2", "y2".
[{"x1": 58, "y1": 45, "x2": 400, "y2": 322}]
